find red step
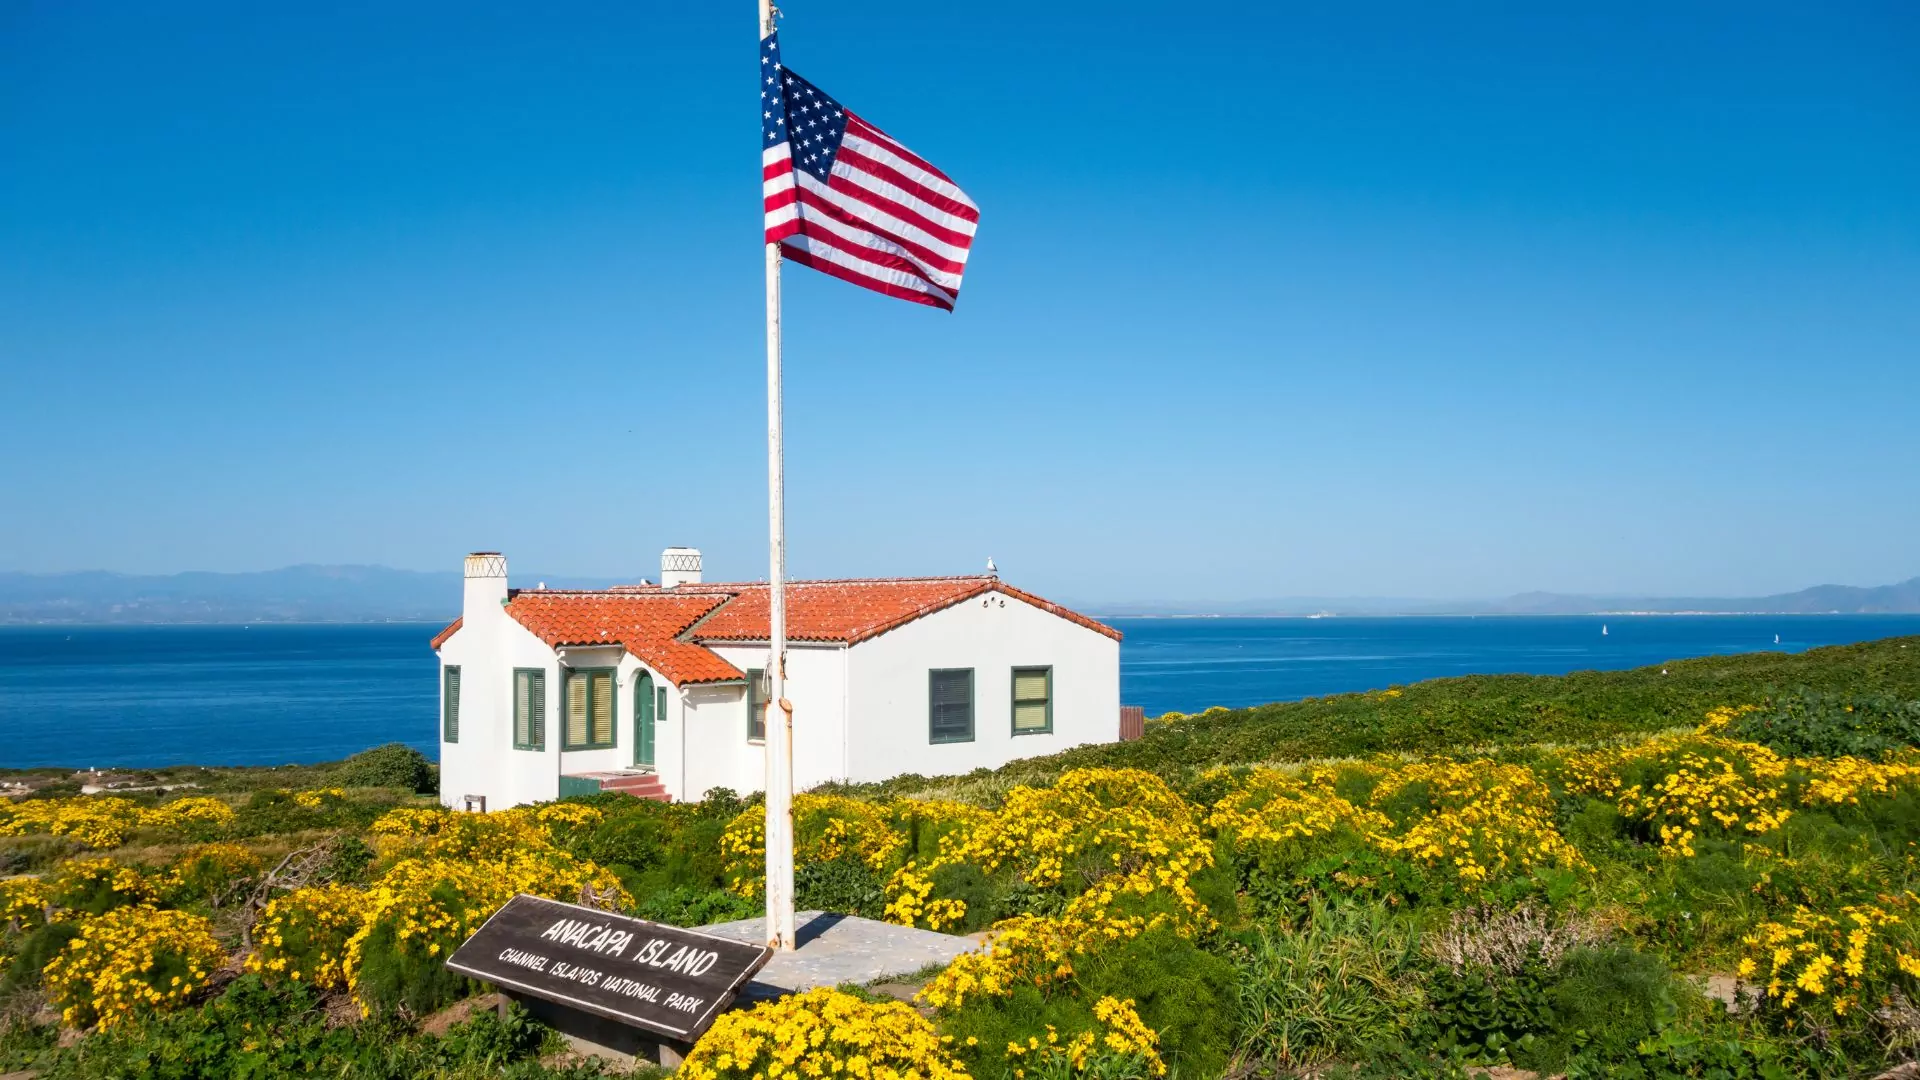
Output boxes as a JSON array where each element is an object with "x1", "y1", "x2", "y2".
[{"x1": 593, "y1": 773, "x2": 672, "y2": 803}]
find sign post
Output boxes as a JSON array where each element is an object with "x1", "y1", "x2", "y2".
[{"x1": 447, "y1": 895, "x2": 773, "y2": 1048}]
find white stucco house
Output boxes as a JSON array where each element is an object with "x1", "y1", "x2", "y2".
[{"x1": 430, "y1": 549, "x2": 1123, "y2": 810}]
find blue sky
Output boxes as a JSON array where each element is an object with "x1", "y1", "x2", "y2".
[{"x1": 1, "y1": 2, "x2": 1915, "y2": 604}]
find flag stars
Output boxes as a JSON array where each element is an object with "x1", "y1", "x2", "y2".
[{"x1": 763, "y1": 63, "x2": 847, "y2": 182}]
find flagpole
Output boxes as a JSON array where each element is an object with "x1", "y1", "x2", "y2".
[{"x1": 760, "y1": 0, "x2": 797, "y2": 953}]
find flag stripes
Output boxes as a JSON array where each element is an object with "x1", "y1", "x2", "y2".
[{"x1": 760, "y1": 31, "x2": 977, "y2": 310}]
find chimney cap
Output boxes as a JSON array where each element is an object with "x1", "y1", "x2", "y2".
[
  {"x1": 464, "y1": 552, "x2": 508, "y2": 579},
  {"x1": 661, "y1": 546, "x2": 703, "y2": 588}
]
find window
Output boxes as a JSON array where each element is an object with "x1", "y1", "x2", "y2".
[
  {"x1": 442, "y1": 666, "x2": 461, "y2": 743},
  {"x1": 513, "y1": 669, "x2": 546, "y2": 751},
  {"x1": 746, "y1": 668, "x2": 766, "y2": 741},
  {"x1": 1012, "y1": 666, "x2": 1052, "y2": 734},
  {"x1": 929, "y1": 668, "x2": 974, "y2": 743},
  {"x1": 563, "y1": 668, "x2": 617, "y2": 750}
]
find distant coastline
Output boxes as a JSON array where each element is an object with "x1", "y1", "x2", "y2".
[{"x1": 1, "y1": 565, "x2": 1916, "y2": 624}]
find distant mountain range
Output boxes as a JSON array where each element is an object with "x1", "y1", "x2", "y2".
[
  {"x1": 1091, "y1": 578, "x2": 1920, "y2": 617},
  {"x1": 0, "y1": 566, "x2": 620, "y2": 625},
  {"x1": 0, "y1": 567, "x2": 1915, "y2": 624}
]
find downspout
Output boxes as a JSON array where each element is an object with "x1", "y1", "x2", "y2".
[
  {"x1": 841, "y1": 643, "x2": 851, "y2": 783},
  {"x1": 554, "y1": 649, "x2": 573, "y2": 799}
]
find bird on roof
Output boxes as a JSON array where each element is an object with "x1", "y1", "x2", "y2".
[{"x1": 986, "y1": 557, "x2": 997, "y2": 575}]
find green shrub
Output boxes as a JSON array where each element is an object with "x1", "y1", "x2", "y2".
[
  {"x1": 1420, "y1": 958, "x2": 1553, "y2": 1064},
  {"x1": 348, "y1": 879, "x2": 475, "y2": 1018},
  {"x1": 1072, "y1": 928, "x2": 1238, "y2": 1078},
  {"x1": 0, "y1": 920, "x2": 80, "y2": 996},
  {"x1": 17, "y1": 975, "x2": 607, "y2": 1079},
  {"x1": 0, "y1": 835, "x2": 81, "y2": 877},
  {"x1": 50, "y1": 860, "x2": 158, "y2": 916},
  {"x1": 1563, "y1": 798, "x2": 1630, "y2": 855},
  {"x1": 1516, "y1": 945, "x2": 1678, "y2": 1072},
  {"x1": 1567, "y1": 1020, "x2": 1806, "y2": 1079},
  {"x1": 987, "y1": 873, "x2": 1067, "y2": 922},
  {"x1": 794, "y1": 857, "x2": 885, "y2": 919},
  {"x1": 632, "y1": 885, "x2": 758, "y2": 927},
  {"x1": 1637, "y1": 840, "x2": 1766, "y2": 959},
  {"x1": 940, "y1": 984, "x2": 1107, "y2": 1077},
  {"x1": 1724, "y1": 691, "x2": 1920, "y2": 760},
  {"x1": 940, "y1": 928, "x2": 1236, "y2": 1079},
  {"x1": 231, "y1": 788, "x2": 402, "y2": 836},
  {"x1": 166, "y1": 844, "x2": 264, "y2": 905},
  {"x1": 575, "y1": 798, "x2": 736, "y2": 898},
  {"x1": 0, "y1": 1016, "x2": 56, "y2": 1072},
  {"x1": 336, "y1": 744, "x2": 435, "y2": 793},
  {"x1": 1230, "y1": 900, "x2": 1425, "y2": 1071},
  {"x1": 324, "y1": 835, "x2": 378, "y2": 884}
]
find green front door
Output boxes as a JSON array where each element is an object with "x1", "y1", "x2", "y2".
[{"x1": 635, "y1": 672, "x2": 656, "y2": 767}]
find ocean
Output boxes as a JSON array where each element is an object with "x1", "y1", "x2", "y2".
[{"x1": 2, "y1": 615, "x2": 1917, "y2": 770}]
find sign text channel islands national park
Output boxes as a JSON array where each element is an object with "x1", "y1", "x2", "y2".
[{"x1": 446, "y1": 895, "x2": 772, "y2": 1041}]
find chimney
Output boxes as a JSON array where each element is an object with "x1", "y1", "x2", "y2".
[
  {"x1": 660, "y1": 546, "x2": 702, "y2": 589},
  {"x1": 464, "y1": 552, "x2": 508, "y2": 615}
]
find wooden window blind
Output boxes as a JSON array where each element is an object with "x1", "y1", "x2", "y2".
[
  {"x1": 563, "y1": 668, "x2": 617, "y2": 750},
  {"x1": 442, "y1": 666, "x2": 461, "y2": 743},
  {"x1": 1012, "y1": 666, "x2": 1052, "y2": 734},
  {"x1": 513, "y1": 669, "x2": 545, "y2": 751},
  {"x1": 746, "y1": 668, "x2": 766, "y2": 741},
  {"x1": 591, "y1": 671, "x2": 614, "y2": 747},
  {"x1": 929, "y1": 668, "x2": 974, "y2": 744}
]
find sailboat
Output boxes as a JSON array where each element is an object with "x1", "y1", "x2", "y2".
[
  {"x1": 1601, "y1": 624, "x2": 1609, "y2": 636},
  {"x1": 1775, "y1": 634, "x2": 1781, "y2": 645}
]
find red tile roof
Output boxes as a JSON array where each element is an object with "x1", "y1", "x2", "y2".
[
  {"x1": 686, "y1": 576, "x2": 1122, "y2": 644},
  {"x1": 504, "y1": 592, "x2": 743, "y2": 685},
  {"x1": 428, "y1": 576, "x2": 1117, "y2": 685},
  {"x1": 429, "y1": 617, "x2": 462, "y2": 650}
]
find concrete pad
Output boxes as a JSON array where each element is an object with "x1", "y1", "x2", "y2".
[{"x1": 696, "y1": 910, "x2": 980, "y2": 1003}]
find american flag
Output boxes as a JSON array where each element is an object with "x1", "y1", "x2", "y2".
[{"x1": 761, "y1": 32, "x2": 979, "y2": 311}]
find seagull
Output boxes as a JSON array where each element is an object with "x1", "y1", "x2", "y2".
[{"x1": 986, "y1": 557, "x2": 997, "y2": 575}]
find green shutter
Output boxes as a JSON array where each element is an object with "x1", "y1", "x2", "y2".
[
  {"x1": 443, "y1": 666, "x2": 461, "y2": 743},
  {"x1": 514, "y1": 669, "x2": 546, "y2": 751},
  {"x1": 746, "y1": 669, "x2": 765, "y2": 740},
  {"x1": 529, "y1": 670, "x2": 546, "y2": 750},
  {"x1": 592, "y1": 671, "x2": 616, "y2": 748}
]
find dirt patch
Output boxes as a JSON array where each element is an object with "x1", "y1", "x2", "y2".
[{"x1": 417, "y1": 992, "x2": 506, "y2": 1038}]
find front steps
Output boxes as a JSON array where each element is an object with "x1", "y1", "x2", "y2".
[{"x1": 559, "y1": 770, "x2": 672, "y2": 803}]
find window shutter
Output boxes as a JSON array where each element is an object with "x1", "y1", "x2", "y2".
[
  {"x1": 514, "y1": 672, "x2": 531, "y2": 747},
  {"x1": 529, "y1": 671, "x2": 545, "y2": 750},
  {"x1": 566, "y1": 671, "x2": 589, "y2": 748},
  {"x1": 443, "y1": 667, "x2": 461, "y2": 743},
  {"x1": 746, "y1": 669, "x2": 766, "y2": 740},
  {"x1": 929, "y1": 669, "x2": 973, "y2": 742},
  {"x1": 1013, "y1": 667, "x2": 1051, "y2": 732},
  {"x1": 591, "y1": 671, "x2": 615, "y2": 747}
]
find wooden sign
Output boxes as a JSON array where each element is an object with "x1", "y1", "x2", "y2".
[{"x1": 446, "y1": 894, "x2": 773, "y2": 1041}]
